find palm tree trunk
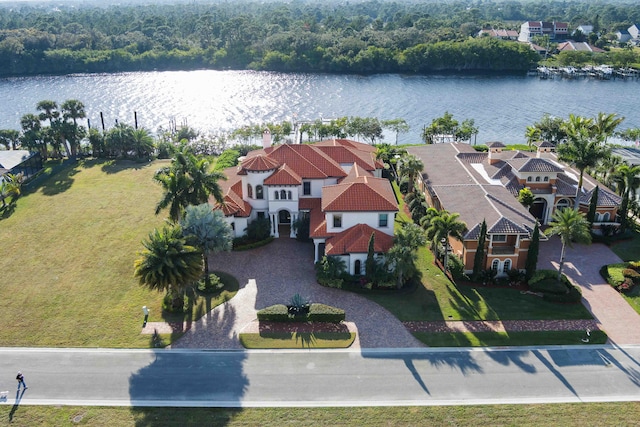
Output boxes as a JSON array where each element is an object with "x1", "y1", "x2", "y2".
[
  {"x1": 557, "y1": 242, "x2": 566, "y2": 281},
  {"x1": 575, "y1": 171, "x2": 584, "y2": 211},
  {"x1": 203, "y1": 250, "x2": 210, "y2": 287}
]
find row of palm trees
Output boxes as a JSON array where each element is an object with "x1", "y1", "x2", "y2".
[{"x1": 134, "y1": 149, "x2": 232, "y2": 310}]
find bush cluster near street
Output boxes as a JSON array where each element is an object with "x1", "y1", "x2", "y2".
[
  {"x1": 528, "y1": 270, "x2": 583, "y2": 303},
  {"x1": 257, "y1": 304, "x2": 346, "y2": 323}
]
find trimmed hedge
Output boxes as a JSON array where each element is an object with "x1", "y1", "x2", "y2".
[
  {"x1": 528, "y1": 269, "x2": 582, "y2": 303},
  {"x1": 257, "y1": 303, "x2": 345, "y2": 323},
  {"x1": 232, "y1": 236, "x2": 274, "y2": 251}
]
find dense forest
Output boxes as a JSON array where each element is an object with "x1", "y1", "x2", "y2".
[{"x1": 0, "y1": 0, "x2": 639, "y2": 76}]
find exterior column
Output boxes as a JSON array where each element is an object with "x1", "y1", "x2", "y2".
[
  {"x1": 314, "y1": 241, "x2": 319, "y2": 263},
  {"x1": 271, "y1": 213, "x2": 279, "y2": 238}
]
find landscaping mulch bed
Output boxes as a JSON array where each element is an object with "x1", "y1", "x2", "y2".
[{"x1": 257, "y1": 321, "x2": 352, "y2": 334}]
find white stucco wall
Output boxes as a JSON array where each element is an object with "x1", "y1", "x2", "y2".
[{"x1": 325, "y1": 211, "x2": 395, "y2": 235}]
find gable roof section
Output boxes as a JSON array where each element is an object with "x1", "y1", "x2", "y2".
[
  {"x1": 214, "y1": 174, "x2": 252, "y2": 218},
  {"x1": 338, "y1": 163, "x2": 373, "y2": 184},
  {"x1": 322, "y1": 176, "x2": 397, "y2": 212},
  {"x1": 488, "y1": 216, "x2": 529, "y2": 235},
  {"x1": 325, "y1": 224, "x2": 394, "y2": 255},
  {"x1": 265, "y1": 143, "x2": 346, "y2": 179},
  {"x1": 506, "y1": 157, "x2": 563, "y2": 173},
  {"x1": 579, "y1": 186, "x2": 622, "y2": 207},
  {"x1": 315, "y1": 145, "x2": 378, "y2": 171},
  {"x1": 263, "y1": 164, "x2": 302, "y2": 186}
]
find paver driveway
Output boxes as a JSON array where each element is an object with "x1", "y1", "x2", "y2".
[
  {"x1": 171, "y1": 238, "x2": 423, "y2": 349},
  {"x1": 538, "y1": 236, "x2": 640, "y2": 345}
]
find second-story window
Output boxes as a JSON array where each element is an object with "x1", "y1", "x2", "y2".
[
  {"x1": 333, "y1": 214, "x2": 342, "y2": 228},
  {"x1": 493, "y1": 234, "x2": 507, "y2": 242},
  {"x1": 247, "y1": 184, "x2": 253, "y2": 198},
  {"x1": 303, "y1": 181, "x2": 311, "y2": 195},
  {"x1": 379, "y1": 213, "x2": 388, "y2": 227},
  {"x1": 256, "y1": 185, "x2": 263, "y2": 200}
]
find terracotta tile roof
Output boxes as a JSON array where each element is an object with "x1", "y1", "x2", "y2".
[
  {"x1": 265, "y1": 144, "x2": 347, "y2": 179},
  {"x1": 212, "y1": 174, "x2": 252, "y2": 218},
  {"x1": 322, "y1": 176, "x2": 398, "y2": 212},
  {"x1": 263, "y1": 164, "x2": 302, "y2": 186},
  {"x1": 325, "y1": 224, "x2": 394, "y2": 255},
  {"x1": 314, "y1": 138, "x2": 377, "y2": 153},
  {"x1": 299, "y1": 198, "x2": 327, "y2": 238},
  {"x1": 487, "y1": 141, "x2": 506, "y2": 148},
  {"x1": 457, "y1": 152, "x2": 488, "y2": 164},
  {"x1": 315, "y1": 145, "x2": 379, "y2": 171},
  {"x1": 338, "y1": 163, "x2": 373, "y2": 184},
  {"x1": 555, "y1": 174, "x2": 577, "y2": 196},
  {"x1": 535, "y1": 141, "x2": 555, "y2": 148},
  {"x1": 239, "y1": 154, "x2": 280, "y2": 172}
]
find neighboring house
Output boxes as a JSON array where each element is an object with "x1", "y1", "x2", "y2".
[
  {"x1": 214, "y1": 137, "x2": 397, "y2": 274},
  {"x1": 518, "y1": 21, "x2": 569, "y2": 42},
  {"x1": 617, "y1": 29, "x2": 632, "y2": 44},
  {"x1": 629, "y1": 24, "x2": 640, "y2": 40},
  {"x1": 618, "y1": 25, "x2": 640, "y2": 45},
  {"x1": 575, "y1": 25, "x2": 594, "y2": 36},
  {"x1": 0, "y1": 150, "x2": 42, "y2": 182},
  {"x1": 407, "y1": 142, "x2": 621, "y2": 275},
  {"x1": 478, "y1": 28, "x2": 519, "y2": 40},
  {"x1": 556, "y1": 41, "x2": 605, "y2": 53}
]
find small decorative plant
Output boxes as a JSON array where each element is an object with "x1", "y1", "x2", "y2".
[{"x1": 287, "y1": 293, "x2": 311, "y2": 316}]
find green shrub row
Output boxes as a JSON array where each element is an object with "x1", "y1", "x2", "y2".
[
  {"x1": 257, "y1": 303, "x2": 345, "y2": 323},
  {"x1": 232, "y1": 236, "x2": 274, "y2": 251},
  {"x1": 528, "y1": 269, "x2": 582, "y2": 303}
]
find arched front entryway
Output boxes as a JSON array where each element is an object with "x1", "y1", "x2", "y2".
[{"x1": 530, "y1": 198, "x2": 548, "y2": 224}]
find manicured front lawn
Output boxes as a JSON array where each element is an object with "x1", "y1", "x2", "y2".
[
  {"x1": 239, "y1": 332, "x2": 355, "y2": 349},
  {"x1": 3, "y1": 403, "x2": 640, "y2": 426},
  {"x1": 413, "y1": 330, "x2": 608, "y2": 347},
  {"x1": 610, "y1": 230, "x2": 640, "y2": 261},
  {"x1": 0, "y1": 158, "x2": 208, "y2": 347}
]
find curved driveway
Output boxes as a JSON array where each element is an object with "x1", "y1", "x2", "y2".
[
  {"x1": 537, "y1": 236, "x2": 640, "y2": 345},
  {"x1": 171, "y1": 238, "x2": 423, "y2": 349}
]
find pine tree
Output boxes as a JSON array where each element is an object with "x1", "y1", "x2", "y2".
[
  {"x1": 472, "y1": 220, "x2": 487, "y2": 279},
  {"x1": 587, "y1": 186, "x2": 599, "y2": 228},
  {"x1": 525, "y1": 222, "x2": 540, "y2": 282}
]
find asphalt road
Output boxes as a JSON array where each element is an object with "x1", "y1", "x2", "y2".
[{"x1": 1, "y1": 345, "x2": 639, "y2": 407}]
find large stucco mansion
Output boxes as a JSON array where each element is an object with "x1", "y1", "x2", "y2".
[
  {"x1": 214, "y1": 134, "x2": 398, "y2": 275},
  {"x1": 407, "y1": 142, "x2": 622, "y2": 275}
]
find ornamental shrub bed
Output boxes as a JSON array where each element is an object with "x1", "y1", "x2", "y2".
[
  {"x1": 257, "y1": 303, "x2": 345, "y2": 323},
  {"x1": 600, "y1": 262, "x2": 640, "y2": 293},
  {"x1": 527, "y1": 269, "x2": 582, "y2": 303}
]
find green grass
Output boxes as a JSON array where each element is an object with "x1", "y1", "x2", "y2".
[
  {"x1": 610, "y1": 231, "x2": 640, "y2": 262},
  {"x1": 621, "y1": 285, "x2": 640, "y2": 316},
  {"x1": 413, "y1": 330, "x2": 608, "y2": 347},
  {"x1": 369, "y1": 183, "x2": 594, "y2": 324},
  {"x1": 3, "y1": 403, "x2": 640, "y2": 426},
  {"x1": 239, "y1": 332, "x2": 356, "y2": 349},
  {"x1": 0, "y1": 158, "x2": 227, "y2": 348}
]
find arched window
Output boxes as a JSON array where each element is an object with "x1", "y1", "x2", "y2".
[
  {"x1": 535, "y1": 176, "x2": 541, "y2": 182},
  {"x1": 256, "y1": 185, "x2": 263, "y2": 200},
  {"x1": 544, "y1": 176, "x2": 549, "y2": 182},
  {"x1": 556, "y1": 198, "x2": 571, "y2": 211},
  {"x1": 274, "y1": 191, "x2": 279, "y2": 200},
  {"x1": 603, "y1": 212, "x2": 610, "y2": 221},
  {"x1": 527, "y1": 176, "x2": 532, "y2": 182},
  {"x1": 595, "y1": 212, "x2": 601, "y2": 222},
  {"x1": 492, "y1": 259, "x2": 500, "y2": 271},
  {"x1": 280, "y1": 189, "x2": 286, "y2": 200},
  {"x1": 354, "y1": 260, "x2": 362, "y2": 275},
  {"x1": 503, "y1": 259, "x2": 512, "y2": 273},
  {"x1": 247, "y1": 184, "x2": 253, "y2": 198},
  {"x1": 287, "y1": 191, "x2": 292, "y2": 200}
]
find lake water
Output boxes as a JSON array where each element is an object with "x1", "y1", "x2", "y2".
[{"x1": 0, "y1": 70, "x2": 638, "y2": 146}]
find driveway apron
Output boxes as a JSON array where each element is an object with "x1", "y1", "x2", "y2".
[
  {"x1": 171, "y1": 238, "x2": 424, "y2": 349},
  {"x1": 538, "y1": 236, "x2": 640, "y2": 345}
]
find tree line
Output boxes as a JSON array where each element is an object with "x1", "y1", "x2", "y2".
[{"x1": 2, "y1": 0, "x2": 639, "y2": 77}]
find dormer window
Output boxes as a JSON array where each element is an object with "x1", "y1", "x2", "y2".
[
  {"x1": 493, "y1": 234, "x2": 507, "y2": 242},
  {"x1": 527, "y1": 176, "x2": 532, "y2": 182},
  {"x1": 535, "y1": 176, "x2": 541, "y2": 182},
  {"x1": 544, "y1": 176, "x2": 549, "y2": 182}
]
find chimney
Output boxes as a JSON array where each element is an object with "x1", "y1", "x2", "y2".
[{"x1": 263, "y1": 129, "x2": 272, "y2": 149}]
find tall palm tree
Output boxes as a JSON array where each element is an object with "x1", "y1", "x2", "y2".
[
  {"x1": 426, "y1": 211, "x2": 466, "y2": 272},
  {"x1": 154, "y1": 149, "x2": 226, "y2": 222},
  {"x1": 399, "y1": 154, "x2": 424, "y2": 194},
  {"x1": 20, "y1": 113, "x2": 45, "y2": 159},
  {"x1": 613, "y1": 164, "x2": 640, "y2": 230},
  {"x1": 593, "y1": 112, "x2": 624, "y2": 144},
  {"x1": 133, "y1": 226, "x2": 203, "y2": 311},
  {"x1": 595, "y1": 153, "x2": 623, "y2": 188},
  {"x1": 0, "y1": 129, "x2": 20, "y2": 150},
  {"x1": 130, "y1": 128, "x2": 155, "y2": 159},
  {"x1": 547, "y1": 208, "x2": 591, "y2": 281},
  {"x1": 61, "y1": 99, "x2": 87, "y2": 158},
  {"x1": 387, "y1": 223, "x2": 426, "y2": 288},
  {"x1": 557, "y1": 116, "x2": 610, "y2": 210},
  {"x1": 37, "y1": 100, "x2": 71, "y2": 159},
  {"x1": 524, "y1": 125, "x2": 541, "y2": 151}
]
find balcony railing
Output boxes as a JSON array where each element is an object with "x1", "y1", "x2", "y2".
[{"x1": 490, "y1": 246, "x2": 516, "y2": 255}]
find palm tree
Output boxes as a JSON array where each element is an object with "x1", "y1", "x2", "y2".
[
  {"x1": 426, "y1": 211, "x2": 466, "y2": 272},
  {"x1": 130, "y1": 128, "x2": 155, "y2": 159},
  {"x1": 547, "y1": 208, "x2": 591, "y2": 281},
  {"x1": 61, "y1": 99, "x2": 87, "y2": 158},
  {"x1": 180, "y1": 204, "x2": 233, "y2": 287},
  {"x1": 0, "y1": 172, "x2": 24, "y2": 208},
  {"x1": 593, "y1": 112, "x2": 624, "y2": 144},
  {"x1": 154, "y1": 149, "x2": 226, "y2": 222},
  {"x1": 399, "y1": 154, "x2": 424, "y2": 194},
  {"x1": 387, "y1": 223, "x2": 426, "y2": 288},
  {"x1": 133, "y1": 226, "x2": 203, "y2": 311},
  {"x1": 613, "y1": 164, "x2": 640, "y2": 230},
  {"x1": 524, "y1": 125, "x2": 541, "y2": 151},
  {"x1": 20, "y1": 114, "x2": 45, "y2": 159},
  {"x1": 37, "y1": 100, "x2": 71, "y2": 159},
  {"x1": 595, "y1": 154, "x2": 623, "y2": 188},
  {"x1": 0, "y1": 129, "x2": 20, "y2": 150},
  {"x1": 375, "y1": 143, "x2": 406, "y2": 181},
  {"x1": 557, "y1": 116, "x2": 610, "y2": 210}
]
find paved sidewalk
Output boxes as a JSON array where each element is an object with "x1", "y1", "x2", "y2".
[{"x1": 538, "y1": 236, "x2": 640, "y2": 345}]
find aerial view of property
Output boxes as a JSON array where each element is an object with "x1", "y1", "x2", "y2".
[{"x1": 2, "y1": 0, "x2": 640, "y2": 425}]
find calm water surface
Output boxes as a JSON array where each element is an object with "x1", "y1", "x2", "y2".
[{"x1": 0, "y1": 70, "x2": 637, "y2": 145}]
